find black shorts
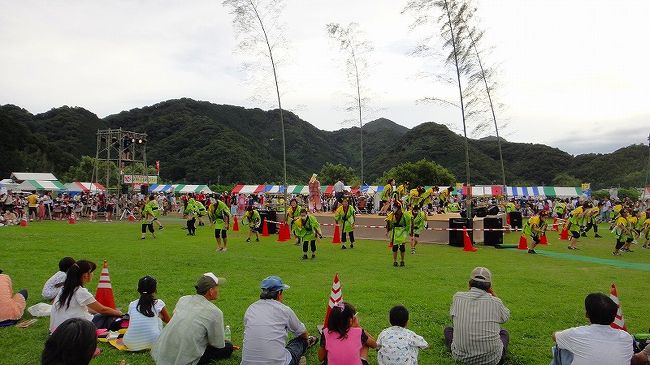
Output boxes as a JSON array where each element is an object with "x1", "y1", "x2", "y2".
[
  {"x1": 29, "y1": 207, "x2": 37, "y2": 215},
  {"x1": 532, "y1": 236, "x2": 540, "y2": 244},
  {"x1": 626, "y1": 237, "x2": 633, "y2": 243},
  {"x1": 214, "y1": 229, "x2": 227, "y2": 239},
  {"x1": 414, "y1": 234, "x2": 420, "y2": 238},
  {"x1": 570, "y1": 231, "x2": 580, "y2": 239}
]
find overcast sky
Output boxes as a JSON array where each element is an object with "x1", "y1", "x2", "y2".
[{"x1": 1, "y1": 0, "x2": 649, "y2": 155}]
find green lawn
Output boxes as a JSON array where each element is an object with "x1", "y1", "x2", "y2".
[{"x1": 0, "y1": 217, "x2": 648, "y2": 365}]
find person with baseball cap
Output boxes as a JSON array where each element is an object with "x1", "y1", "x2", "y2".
[
  {"x1": 444, "y1": 267, "x2": 510, "y2": 365},
  {"x1": 241, "y1": 276, "x2": 317, "y2": 365},
  {"x1": 152, "y1": 273, "x2": 233, "y2": 365}
]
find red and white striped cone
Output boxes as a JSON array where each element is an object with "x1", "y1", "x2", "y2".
[
  {"x1": 95, "y1": 260, "x2": 116, "y2": 309},
  {"x1": 323, "y1": 273, "x2": 342, "y2": 327},
  {"x1": 609, "y1": 283, "x2": 627, "y2": 331}
]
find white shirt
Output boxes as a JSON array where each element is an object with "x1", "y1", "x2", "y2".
[
  {"x1": 377, "y1": 326, "x2": 428, "y2": 365},
  {"x1": 334, "y1": 181, "x2": 345, "y2": 194},
  {"x1": 42, "y1": 271, "x2": 66, "y2": 300},
  {"x1": 241, "y1": 299, "x2": 306, "y2": 365},
  {"x1": 555, "y1": 324, "x2": 633, "y2": 365},
  {"x1": 49, "y1": 287, "x2": 96, "y2": 332},
  {"x1": 123, "y1": 299, "x2": 166, "y2": 351}
]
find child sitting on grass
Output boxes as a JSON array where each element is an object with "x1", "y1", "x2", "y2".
[
  {"x1": 377, "y1": 305, "x2": 428, "y2": 365},
  {"x1": 122, "y1": 276, "x2": 171, "y2": 351},
  {"x1": 42, "y1": 256, "x2": 75, "y2": 301},
  {"x1": 318, "y1": 302, "x2": 377, "y2": 365}
]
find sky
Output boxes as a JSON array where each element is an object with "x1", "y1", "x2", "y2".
[{"x1": 1, "y1": 0, "x2": 649, "y2": 155}]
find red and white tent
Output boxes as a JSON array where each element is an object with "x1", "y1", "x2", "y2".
[{"x1": 65, "y1": 182, "x2": 107, "y2": 193}]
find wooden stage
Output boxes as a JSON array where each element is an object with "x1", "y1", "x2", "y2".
[{"x1": 278, "y1": 212, "x2": 507, "y2": 245}]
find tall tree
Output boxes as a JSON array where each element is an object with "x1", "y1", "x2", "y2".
[
  {"x1": 223, "y1": 0, "x2": 289, "y2": 209},
  {"x1": 403, "y1": 0, "x2": 476, "y2": 215},
  {"x1": 326, "y1": 22, "x2": 374, "y2": 185},
  {"x1": 460, "y1": 8, "x2": 508, "y2": 196}
]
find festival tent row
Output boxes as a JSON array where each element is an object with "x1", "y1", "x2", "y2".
[
  {"x1": 148, "y1": 184, "x2": 213, "y2": 194},
  {"x1": 229, "y1": 184, "x2": 586, "y2": 198}
]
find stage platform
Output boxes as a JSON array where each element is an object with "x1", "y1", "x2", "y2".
[{"x1": 278, "y1": 212, "x2": 507, "y2": 244}]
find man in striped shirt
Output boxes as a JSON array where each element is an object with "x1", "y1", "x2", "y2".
[{"x1": 444, "y1": 267, "x2": 510, "y2": 365}]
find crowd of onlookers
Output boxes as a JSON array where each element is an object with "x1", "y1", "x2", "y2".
[{"x1": 1, "y1": 258, "x2": 649, "y2": 365}]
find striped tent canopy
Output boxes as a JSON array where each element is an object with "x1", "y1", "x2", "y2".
[
  {"x1": 238, "y1": 185, "x2": 260, "y2": 194},
  {"x1": 18, "y1": 180, "x2": 65, "y2": 191},
  {"x1": 173, "y1": 184, "x2": 213, "y2": 194},
  {"x1": 65, "y1": 182, "x2": 106, "y2": 193},
  {"x1": 149, "y1": 184, "x2": 174, "y2": 193},
  {"x1": 264, "y1": 185, "x2": 283, "y2": 194}
]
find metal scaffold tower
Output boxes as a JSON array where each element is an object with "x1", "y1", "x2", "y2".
[{"x1": 91, "y1": 129, "x2": 148, "y2": 206}]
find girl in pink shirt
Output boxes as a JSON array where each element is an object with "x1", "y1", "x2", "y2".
[{"x1": 318, "y1": 302, "x2": 377, "y2": 365}]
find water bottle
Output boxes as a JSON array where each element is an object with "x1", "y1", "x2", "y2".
[{"x1": 224, "y1": 325, "x2": 231, "y2": 342}]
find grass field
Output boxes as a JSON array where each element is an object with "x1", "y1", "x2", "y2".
[{"x1": 0, "y1": 216, "x2": 648, "y2": 365}]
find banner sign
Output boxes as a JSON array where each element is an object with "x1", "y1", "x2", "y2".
[{"x1": 123, "y1": 175, "x2": 158, "y2": 184}]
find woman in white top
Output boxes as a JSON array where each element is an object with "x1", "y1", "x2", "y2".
[
  {"x1": 49, "y1": 260, "x2": 122, "y2": 333},
  {"x1": 122, "y1": 276, "x2": 171, "y2": 351}
]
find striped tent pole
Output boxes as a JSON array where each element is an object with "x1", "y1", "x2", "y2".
[
  {"x1": 95, "y1": 260, "x2": 116, "y2": 309},
  {"x1": 323, "y1": 273, "x2": 342, "y2": 327},
  {"x1": 609, "y1": 283, "x2": 627, "y2": 331}
]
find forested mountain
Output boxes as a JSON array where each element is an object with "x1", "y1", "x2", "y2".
[{"x1": 0, "y1": 98, "x2": 646, "y2": 189}]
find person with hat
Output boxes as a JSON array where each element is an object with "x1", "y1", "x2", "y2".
[
  {"x1": 241, "y1": 276, "x2": 318, "y2": 365},
  {"x1": 444, "y1": 267, "x2": 510, "y2": 365},
  {"x1": 152, "y1": 273, "x2": 234, "y2": 365}
]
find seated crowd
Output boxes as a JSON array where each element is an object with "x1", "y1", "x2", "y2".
[{"x1": 0, "y1": 258, "x2": 647, "y2": 365}]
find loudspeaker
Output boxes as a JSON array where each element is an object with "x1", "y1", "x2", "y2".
[
  {"x1": 509, "y1": 211, "x2": 523, "y2": 229},
  {"x1": 483, "y1": 217, "x2": 503, "y2": 246},
  {"x1": 121, "y1": 184, "x2": 129, "y2": 194},
  {"x1": 475, "y1": 207, "x2": 488, "y2": 218},
  {"x1": 460, "y1": 209, "x2": 476, "y2": 219},
  {"x1": 258, "y1": 210, "x2": 278, "y2": 234},
  {"x1": 487, "y1": 205, "x2": 499, "y2": 216},
  {"x1": 449, "y1": 218, "x2": 472, "y2": 247}
]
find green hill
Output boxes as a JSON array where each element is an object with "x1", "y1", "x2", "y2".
[{"x1": 0, "y1": 98, "x2": 646, "y2": 189}]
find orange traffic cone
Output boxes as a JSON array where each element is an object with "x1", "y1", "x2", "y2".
[
  {"x1": 277, "y1": 222, "x2": 289, "y2": 242},
  {"x1": 261, "y1": 218, "x2": 269, "y2": 237},
  {"x1": 506, "y1": 214, "x2": 511, "y2": 226},
  {"x1": 323, "y1": 273, "x2": 342, "y2": 327},
  {"x1": 540, "y1": 234, "x2": 548, "y2": 245},
  {"x1": 518, "y1": 235, "x2": 528, "y2": 250},
  {"x1": 331, "y1": 224, "x2": 341, "y2": 244},
  {"x1": 463, "y1": 228, "x2": 477, "y2": 252},
  {"x1": 609, "y1": 283, "x2": 627, "y2": 331},
  {"x1": 128, "y1": 213, "x2": 135, "y2": 222},
  {"x1": 559, "y1": 226, "x2": 569, "y2": 240},
  {"x1": 19, "y1": 216, "x2": 28, "y2": 227},
  {"x1": 552, "y1": 218, "x2": 558, "y2": 231},
  {"x1": 233, "y1": 216, "x2": 239, "y2": 232},
  {"x1": 95, "y1": 260, "x2": 116, "y2": 309},
  {"x1": 68, "y1": 213, "x2": 77, "y2": 224}
]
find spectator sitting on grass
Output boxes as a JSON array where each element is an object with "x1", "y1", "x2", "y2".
[
  {"x1": 318, "y1": 301, "x2": 377, "y2": 365},
  {"x1": 241, "y1": 275, "x2": 318, "y2": 365},
  {"x1": 444, "y1": 267, "x2": 510, "y2": 365},
  {"x1": 122, "y1": 276, "x2": 171, "y2": 351},
  {"x1": 49, "y1": 260, "x2": 123, "y2": 333},
  {"x1": 632, "y1": 342, "x2": 650, "y2": 365},
  {"x1": 42, "y1": 318, "x2": 97, "y2": 365},
  {"x1": 152, "y1": 272, "x2": 233, "y2": 364},
  {"x1": 42, "y1": 257, "x2": 75, "y2": 301},
  {"x1": 0, "y1": 269, "x2": 28, "y2": 327},
  {"x1": 551, "y1": 292, "x2": 633, "y2": 365},
  {"x1": 377, "y1": 305, "x2": 428, "y2": 365}
]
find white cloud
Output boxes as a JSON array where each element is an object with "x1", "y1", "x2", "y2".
[{"x1": 0, "y1": 0, "x2": 648, "y2": 154}]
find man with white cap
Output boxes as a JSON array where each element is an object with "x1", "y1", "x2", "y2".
[
  {"x1": 241, "y1": 275, "x2": 317, "y2": 365},
  {"x1": 152, "y1": 272, "x2": 233, "y2": 365},
  {"x1": 444, "y1": 267, "x2": 510, "y2": 365}
]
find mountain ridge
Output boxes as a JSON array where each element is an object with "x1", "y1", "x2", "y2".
[{"x1": 1, "y1": 98, "x2": 646, "y2": 189}]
